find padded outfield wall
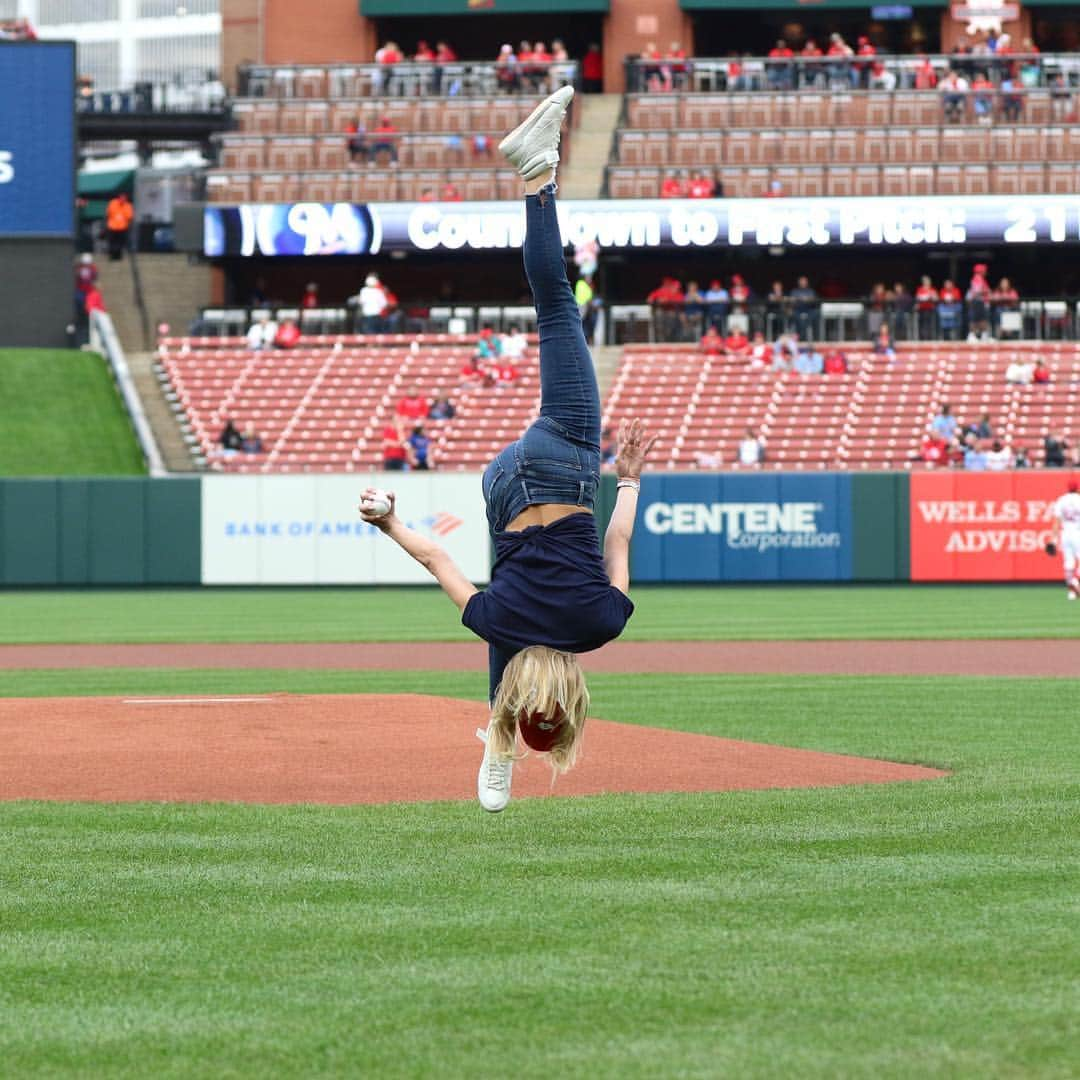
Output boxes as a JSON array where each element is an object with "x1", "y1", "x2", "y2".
[{"x1": 0, "y1": 472, "x2": 1072, "y2": 585}]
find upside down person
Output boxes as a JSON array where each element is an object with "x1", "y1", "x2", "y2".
[{"x1": 360, "y1": 87, "x2": 658, "y2": 812}]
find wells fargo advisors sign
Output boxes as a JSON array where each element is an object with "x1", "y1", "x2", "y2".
[{"x1": 910, "y1": 472, "x2": 1080, "y2": 581}]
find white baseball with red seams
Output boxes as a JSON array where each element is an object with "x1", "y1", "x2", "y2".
[{"x1": 362, "y1": 489, "x2": 392, "y2": 518}]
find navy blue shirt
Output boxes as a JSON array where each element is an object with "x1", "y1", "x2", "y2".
[{"x1": 462, "y1": 513, "x2": 634, "y2": 702}]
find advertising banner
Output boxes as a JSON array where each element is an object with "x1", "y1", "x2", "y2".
[
  {"x1": 201, "y1": 473, "x2": 489, "y2": 585},
  {"x1": 203, "y1": 195, "x2": 1080, "y2": 257},
  {"x1": 910, "y1": 471, "x2": 1080, "y2": 581},
  {"x1": 0, "y1": 43, "x2": 75, "y2": 237},
  {"x1": 631, "y1": 473, "x2": 853, "y2": 582}
]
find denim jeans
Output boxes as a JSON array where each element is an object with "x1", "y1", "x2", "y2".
[{"x1": 482, "y1": 185, "x2": 601, "y2": 534}]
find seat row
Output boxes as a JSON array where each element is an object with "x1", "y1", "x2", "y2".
[
  {"x1": 206, "y1": 168, "x2": 520, "y2": 204},
  {"x1": 617, "y1": 126, "x2": 1080, "y2": 168},
  {"x1": 607, "y1": 162, "x2": 1080, "y2": 199},
  {"x1": 626, "y1": 90, "x2": 1069, "y2": 130},
  {"x1": 230, "y1": 96, "x2": 552, "y2": 136}
]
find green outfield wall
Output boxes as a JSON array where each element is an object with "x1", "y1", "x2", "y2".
[{"x1": 0, "y1": 473, "x2": 924, "y2": 587}]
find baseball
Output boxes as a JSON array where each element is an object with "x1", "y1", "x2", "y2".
[{"x1": 362, "y1": 489, "x2": 392, "y2": 518}]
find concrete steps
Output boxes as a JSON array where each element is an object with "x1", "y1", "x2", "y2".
[
  {"x1": 562, "y1": 94, "x2": 621, "y2": 199},
  {"x1": 593, "y1": 343, "x2": 622, "y2": 401},
  {"x1": 128, "y1": 351, "x2": 202, "y2": 472}
]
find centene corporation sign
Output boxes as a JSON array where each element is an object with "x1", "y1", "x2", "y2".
[{"x1": 643, "y1": 500, "x2": 842, "y2": 550}]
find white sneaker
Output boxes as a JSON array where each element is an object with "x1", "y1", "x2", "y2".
[
  {"x1": 498, "y1": 85, "x2": 574, "y2": 182},
  {"x1": 476, "y1": 723, "x2": 513, "y2": 812}
]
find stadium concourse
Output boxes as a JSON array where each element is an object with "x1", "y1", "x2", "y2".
[{"x1": 158, "y1": 333, "x2": 1080, "y2": 472}]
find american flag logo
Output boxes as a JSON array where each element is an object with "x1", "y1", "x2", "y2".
[{"x1": 427, "y1": 512, "x2": 464, "y2": 537}]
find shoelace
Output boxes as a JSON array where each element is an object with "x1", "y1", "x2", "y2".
[{"x1": 477, "y1": 727, "x2": 509, "y2": 791}]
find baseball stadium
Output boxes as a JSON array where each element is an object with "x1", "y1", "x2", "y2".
[{"x1": 1, "y1": 1, "x2": 1079, "y2": 1076}]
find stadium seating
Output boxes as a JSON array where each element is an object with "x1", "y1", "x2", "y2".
[
  {"x1": 156, "y1": 335, "x2": 540, "y2": 472},
  {"x1": 207, "y1": 95, "x2": 574, "y2": 203},
  {"x1": 602, "y1": 342, "x2": 1080, "y2": 471}
]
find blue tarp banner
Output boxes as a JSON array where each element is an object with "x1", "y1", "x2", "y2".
[{"x1": 632, "y1": 474, "x2": 854, "y2": 582}]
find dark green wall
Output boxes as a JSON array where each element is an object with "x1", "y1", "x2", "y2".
[
  {"x1": 0, "y1": 478, "x2": 201, "y2": 585},
  {"x1": 851, "y1": 473, "x2": 910, "y2": 582}
]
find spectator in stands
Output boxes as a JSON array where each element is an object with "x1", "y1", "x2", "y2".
[
  {"x1": 725, "y1": 326, "x2": 750, "y2": 358},
  {"x1": 869, "y1": 58, "x2": 896, "y2": 91},
  {"x1": 647, "y1": 276, "x2": 684, "y2": 341},
  {"x1": 687, "y1": 171, "x2": 715, "y2": 198},
  {"x1": 666, "y1": 42, "x2": 689, "y2": 90},
  {"x1": 442, "y1": 181, "x2": 463, "y2": 202},
  {"x1": 749, "y1": 331, "x2": 771, "y2": 369},
  {"x1": 660, "y1": 170, "x2": 686, "y2": 199},
  {"x1": 75, "y1": 252, "x2": 98, "y2": 299},
  {"x1": 940, "y1": 69, "x2": 969, "y2": 123},
  {"x1": 826, "y1": 33, "x2": 855, "y2": 88},
  {"x1": 854, "y1": 36, "x2": 876, "y2": 88},
  {"x1": 790, "y1": 276, "x2": 818, "y2": 340},
  {"x1": 1005, "y1": 357, "x2": 1035, "y2": 384},
  {"x1": 374, "y1": 40, "x2": 403, "y2": 95},
  {"x1": 459, "y1": 355, "x2": 489, "y2": 389},
  {"x1": 474, "y1": 324, "x2": 503, "y2": 362},
  {"x1": 767, "y1": 39, "x2": 795, "y2": 90},
  {"x1": 914, "y1": 54, "x2": 937, "y2": 91},
  {"x1": 823, "y1": 348, "x2": 848, "y2": 374},
  {"x1": 962, "y1": 432, "x2": 987, "y2": 471},
  {"x1": 937, "y1": 279, "x2": 964, "y2": 340},
  {"x1": 577, "y1": 275, "x2": 602, "y2": 344},
  {"x1": 301, "y1": 282, "x2": 319, "y2": 309},
  {"x1": 800, "y1": 39, "x2": 824, "y2": 87},
  {"x1": 273, "y1": 318, "x2": 301, "y2": 349},
  {"x1": 219, "y1": 419, "x2": 243, "y2": 457},
  {"x1": 419, "y1": 187, "x2": 436, "y2": 202},
  {"x1": 356, "y1": 273, "x2": 387, "y2": 333},
  {"x1": 246, "y1": 313, "x2": 277, "y2": 351},
  {"x1": 550, "y1": 40, "x2": 574, "y2": 90},
  {"x1": 975, "y1": 412, "x2": 994, "y2": 439},
  {"x1": 985, "y1": 439, "x2": 1012, "y2": 471},
  {"x1": 772, "y1": 333, "x2": 797, "y2": 372},
  {"x1": 704, "y1": 279, "x2": 730, "y2": 330},
  {"x1": 794, "y1": 342, "x2": 824, "y2": 375},
  {"x1": 915, "y1": 275, "x2": 939, "y2": 339},
  {"x1": 765, "y1": 280, "x2": 788, "y2": 334},
  {"x1": 1033, "y1": 359, "x2": 1051, "y2": 385},
  {"x1": 369, "y1": 116, "x2": 399, "y2": 165},
  {"x1": 105, "y1": 192, "x2": 134, "y2": 261},
  {"x1": 1014, "y1": 446, "x2": 1031, "y2": 468},
  {"x1": 397, "y1": 386, "x2": 429, "y2": 423},
  {"x1": 377, "y1": 279, "x2": 403, "y2": 333},
  {"x1": 682, "y1": 281, "x2": 706, "y2": 339},
  {"x1": 640, "y1": 42, "x2": 666, "y2": 92},
  {"x1": 1044, "y1": 433, "x2": 1068, "y2": 467},
  {"x1": 931, "y1": 404, "x2": 958, "y2": 439},
  {"x1": 966, "y1": 263, "x2": 993, "y2": 340},
  {"x1": 891, "y1": 282, "x2": 913, "y2": 339},
  {"x1": 600, "y1": 427, "x2": 617, "y2": 465},
  {"x1": 765, "y1": 179, "x2": 785, "y2": 198},
  {"x1": 501, "y1": 324, "x2": 528, "y2": 362},
  {"x1": 873, "y1": 324, "x2": 897, "y2": 363},
  {"x1": 970, "y1": 70, "x2": 996, "y2": 120},
  {"x1": 730, "y1": 274, "x2": 750, "y2": 313},
  {"x1": 494, "y1": 359, "x2": 519, "y2": 385},
  {"x1": 428, "y1": 391, "x2": 456, "y2": 420},
  {"x1": 866, "y1": 282, "x2": 889, "y2": 337},
  {"x1": 701, "y1": 324, "x2": 724, "y2": 356},
  {"x1": 407, "y1": 425, "x2": 434, "y2": 471},
  {"x1": 345, "y1": 118, "x2": 367, "y2": 165},
  {"x1": 999, "y1": 74, "x2": 1024, "y2": 120},
  {"x1": 531, "y1": 41, "x2": 554, "y2": 94},
  {"x1": 990, "y1": 277, "x2": 1019, "y2": 336},
  {"x1": 382, "y1": 422, "x2": 409, "y2": 470},
  {"x1": 495, "y1": 44, "x2": 519, "y2": 93},
  {"x1": 583, "y1": 43, "x2": 603, "y2": 93},
  {"x1": 738, "y1": 427, "x2": 765, "y2": 467},
  {"x1": 241, "y1": 425, "x2": 264, "y2": 454},
  {"x1": 517, "y1": 41, "x2": 539, "y2": 92},
  {"x1": 919, "y1": 431, "x2": 949, "y2": 466}
]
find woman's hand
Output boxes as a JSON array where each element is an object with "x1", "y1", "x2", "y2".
[
  {"x1": 358, "y1": 488, "x2": 397, "y2": 533},
  {"x1": 613, "y1": 418, "x2": 659, "y2": 479}
]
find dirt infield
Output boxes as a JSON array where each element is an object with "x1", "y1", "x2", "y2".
[
  {"x1": 0, "y1": 639, "x2": 1076, "y2": 676},
  {"x1": 0, "y1": 694, "x2": 947, "y2": 805}
]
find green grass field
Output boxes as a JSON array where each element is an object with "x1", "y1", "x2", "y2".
[
  {"x1": 0, "y1": 350, "x2": 145, "y2": 476},
  {"x1": 2, "y1": 584, "x2": 1078, "y2": 644},
  {"x1": 1, "y1": 589, "x2": 1078, "y2": 1077}
]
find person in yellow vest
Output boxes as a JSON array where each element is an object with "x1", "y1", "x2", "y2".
[
  {"x1": 105, "y1": 191, "x2": 134, "y2": 261},
  {"x1": 575, "y1": 273, "x2": 599, "y2": 344}
]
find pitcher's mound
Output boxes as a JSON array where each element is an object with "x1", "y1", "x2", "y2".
[{"x1": 0, "y1": 694, "x2": 948, "y2": 805}]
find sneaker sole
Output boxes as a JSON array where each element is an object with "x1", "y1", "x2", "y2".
[{"x1": 498, "y1": 86, "x2": 574, "y2": 164}]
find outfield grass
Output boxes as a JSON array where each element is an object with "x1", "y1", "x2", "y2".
[
  {"x1": 1, "y1": 583, "x2": 1078, "y2": 644},
  {"x1": 1, "y1": 670, "x2": 1078, "y2": 1077},
  {"x1": 0, "y1": 349, "x2": 145, "y2": 476}
]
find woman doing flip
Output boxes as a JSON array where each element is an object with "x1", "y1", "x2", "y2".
[{"x1": 360, "y1": 87, "x2": 657, "y2": 811}]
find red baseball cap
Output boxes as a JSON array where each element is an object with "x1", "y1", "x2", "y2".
[
  {"x1": 518, "y1": 707, "x2": 566, "y2": 752},
  {"x1": 1068, "y1": 479, "x2": 1079, "y2": 493}
]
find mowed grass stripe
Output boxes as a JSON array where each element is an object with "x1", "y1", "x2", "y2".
[
  {"x1": 2, "y1": 584, "x2": 1079, "y2": 644},
  {"x1": 0, "y1": 674, "x2": 1077, "y2": 1077}
]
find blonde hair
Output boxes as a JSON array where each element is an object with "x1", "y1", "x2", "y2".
[{"x1": 489, "y1": 646, "x2": 590, "y2": 777}]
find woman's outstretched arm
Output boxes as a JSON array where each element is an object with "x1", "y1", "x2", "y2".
[
  {"x1": 604, "y1": 419, "x2": 658, "y2": 596},
  {"x1": 359, "y1": 489, "x2": 478, "y2": 611}
]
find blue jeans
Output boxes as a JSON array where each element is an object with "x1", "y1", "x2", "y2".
[{"x1": 482, "y1": 185, "x2": 601, "y2": 534}]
